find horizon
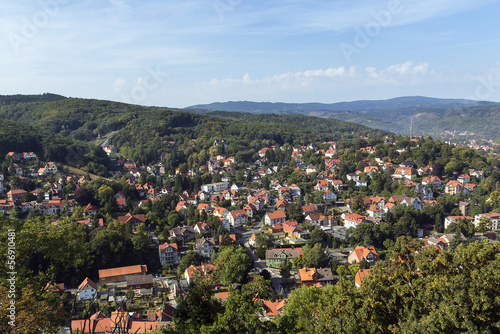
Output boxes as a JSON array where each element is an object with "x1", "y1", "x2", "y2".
[{"x1": 2, "y1": 1, "x2": 500, "y2": 108}]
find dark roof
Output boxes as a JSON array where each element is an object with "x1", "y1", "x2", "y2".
[{"x1": 126, "y1": 274, "x2": 154, "y2": 286}]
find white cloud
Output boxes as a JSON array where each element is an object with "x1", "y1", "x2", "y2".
[{"x1": 203, "y1": 62, "x2": 429, "y2": 88}]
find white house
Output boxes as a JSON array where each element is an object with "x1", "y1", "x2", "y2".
[
  {"x1": 264, "y1": 210, "x2": 287, "y2": 226},
  {"x1": 78, "y1": 277, "x2": 97, "y2": 300},
  {"x1": 323, "y1": 190, "x2": 337, "y2": 201},
  {"x1": 343, "y1": 213, "x2": 367, "y2": 229},
  {"x1": 201, "y1": 182, "x2": 229, "y2": 193},
  {"x1": 228, "y1": 210, "x2": 248, "y2": 227},
  {"x1": 474, "y1": 213, "x2": 500, "y2": 230},
  {"x1": 159, "y1": 242, "x2": 180, "y2": 266}
]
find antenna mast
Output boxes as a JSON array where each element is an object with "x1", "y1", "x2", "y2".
[{"x1": 410, "y1": 118, "x2": 413, "y2": 140}]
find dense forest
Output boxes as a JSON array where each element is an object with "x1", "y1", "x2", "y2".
[
  {"x1": 0, "y1": 119, "x2": 110, "y2": 175},
  {"x1": 0, "y1": 95, "x2": 390, "y2": 166}
]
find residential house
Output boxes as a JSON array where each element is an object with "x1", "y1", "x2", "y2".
[
  {"x1": 392, "y1": 167, "x2": 417, "y2": 180},
  {"x1": 83, "y1": 203, "x2": 98, "y2": 216},
  {"x1": 195, "y1": 237, "x2": 216, "y2": 258},
  {"x1": 331, "y1": 180, "x2": 344, "y2": 191},
  {"x1": 367, "y1": 204, "x2": 384, "y2": 218},
  {"x1": 457, "y1": 174, "x2": 471, "y2": 185},
  {"x1": 43, "y1": 281, "x2": 65, "y2": 296},
  {"x1": 354, "y1": 269, "x2": 370, "y2": 288},
  {"x1": 343, "y1": 213, "x2": 367, "y2": 229},
  {"x1": 264, "y1": 210, "x2": 287, "y2": 226},
  {"x1": 201, "y1": 182, "x2": 229, "y2": 193},
  {"x1": 356, "y1": 179, "x2": 368, "y2": 188},
  {"x1": 275, "y1": 199, "x2": 290, "y2": 212},
  {"x1": 243, "y1": 203, "x2": 257, "y2": 218},
  {"x1": 444, "y1": 216, "x2": 474, "y2": 230},
  {"x1": 249, "y1": 234, "x2": 257, "y2": 247},
  {"x1": 323, "y1": 190, "x2": 337, "y2": 202},
  {"x1": 169, "y1": 226, "x2": 195, "y2": 244},
  {"x1": 304, "y1": 213, "x2": 327, "y2": 227},
  {"x1": 213, "y1": 207, "x2": 229, "y2": 218},
  {"x1": 315, "y1": 180, "x2": 329, "y2": 191},
  {"x1": 7, "y1": 189, "x2": 28, "y2": 201},
  {"x1": 302, "y1": 204, "x2": 318, "y2": 216},
  {"x1": 259, "y1": 299, "x2": 286, "y2": 321},
  {"x1": 445, "y1": 181, "x2": 463, "y2": 195},
  {"x1": 117, "y1": 213, "x2": 148, "y2": 226},
  {"x1": 348, "y1": 246, "x2": 379, "y2": 266},
  {"x1": 231, "y1": 183, "x2": 244, "y2": 192},
  {"x1": 159, "y1": 242, "x2": 180, "y2": 266},
  {"x1": 266, "y1": 248, "x2": 303, "y2": 268},
  {"x1": 78, "y1": 277, "x2": 98, "y2": 300},
  {"x1": 474, "y1": 212, "x2": 500, "y2": 230},
  {"x1": 184, "y1": 264, "x2": 215, "y2": 285},
  {"x1": 422, "y1": 176, "x2": 443, "y2": 188},
  {"x1": 364, "y1": 166, "x2": 379, "y2": 175},
  {"x1": 468, "y1": 169, "x2": 485, "y2": 179},
  {"x1": 126, "y1": 274, "x2": 154, "y2": 290},
  {"x1": 415, "y1": 184, "x2": 433, "y2": 201},
  {"x1": 346, "y1": 173, "x2": 360, "y2": 182},
  {"x1": 400, "y1": 197, "x2": 423, "y2": 210},
  {"x1": 98, "y1": 264, "x2": 148, "y2": 284},
  {"x1": 228, "y1": 210, "x2": 248, "y2": 227},
  {"x1": 194, "y1": 222, "x2": 213, "y2": 236},
  {"x1": 296, "y1": 267, "x2": 334, "y2": 287}
]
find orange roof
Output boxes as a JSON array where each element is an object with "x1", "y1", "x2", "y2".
[
  {"x1": 261, "y1": 299, "x2": 286, "y2": 317},
  {"x1": 98, "y1": 264, "x2": 147, "y2": 279},
  {"x1": 216, "y1": 292, "x2": 230, "y2": 300},
  {"x1": 159, "y1": 242, "x2": 178, "y2": 253},
  {"x1": 351, "y1": 246, "x2": 378, "y2": 263},
  {"x1": 446, "y1": 180, "x2": 461, "y2": 187},
  {"x1": 128, "y1": 321, "x2": 159, "y2": 333},
  {"x1": 355, "y1": 269, "x2": 370, "y2": 286},
  {"x1": 298, "y1": 268, "x2": 318, "y2": 282},
  {"x1": 267, "y1": 210, "x2": 287, "y2": 220}
]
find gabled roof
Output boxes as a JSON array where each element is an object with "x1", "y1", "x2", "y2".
[
  {"x1": 99, "y1": 264, "x2": 147, "y2": 279},
  {"x1": 78, "y1": 277, "x2": 98, "y2": 292},
  {"x1": 355, "y1": 269, "x2": 370, "y2": 286},
  {"x1": 266, "y1": 210, "x2": 287, "y2": 220},
  {"x1": 159, "y1": 242, "x2": 178, "y2": 253},
  {"x1": 350, "y1": 246, "x2": 379, "y2": 263},
  {"x1": 229, "y1": 209, "x2": 248, "y2": 219}
]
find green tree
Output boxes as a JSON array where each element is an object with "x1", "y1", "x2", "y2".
[{"x1": 214, "y1": 247, "x2": 251, "y2": 286}]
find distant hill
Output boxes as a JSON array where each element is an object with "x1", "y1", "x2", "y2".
[{"x1": 186, "y1": 97, "x2": 500, "y2": 140}]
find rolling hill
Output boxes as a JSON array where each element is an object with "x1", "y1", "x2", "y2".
[{"x1": 186, "y1": 97, "x2": 500, "y2": 140}]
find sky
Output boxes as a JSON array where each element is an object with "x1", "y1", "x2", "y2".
[{"x1": 1, "y1": 0, "x2": 500, "y2": 108}]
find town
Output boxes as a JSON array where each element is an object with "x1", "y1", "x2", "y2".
[{"x1": 1, "y1": 132, "x2": 499, "y2": 333}]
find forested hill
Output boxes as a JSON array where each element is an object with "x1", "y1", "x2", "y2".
[
  {"x1": 0, "y1": 95, "x2": 390, "y2": 165},
  {"x1": 0, "y1": 119, "x2": 110, "y2": 175},
  {"x1": 186, "y1": 97, "x2": 500, "y2": 141},
  {"x1": 0, "y1": 93, "x2": 67, "y2": 106}
]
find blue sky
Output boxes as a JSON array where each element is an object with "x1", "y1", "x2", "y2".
[{"x1": 1, "y1": 0, "x2": 500, "y2": 107}]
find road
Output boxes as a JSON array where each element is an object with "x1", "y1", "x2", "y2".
[{"x1": 237, "y1": 221, "x2": 284, "y2": 294}]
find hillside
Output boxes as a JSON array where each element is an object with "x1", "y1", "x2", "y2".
[
  {"x1": 0, "y1": 95, "x2": 390, "y2": 165},
  {"x1": 186, "y1": 97, "x2": 500, "y2": 140},
  {"x1": 0, "y1": 119, "x2": 111, "y2": 175}
]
